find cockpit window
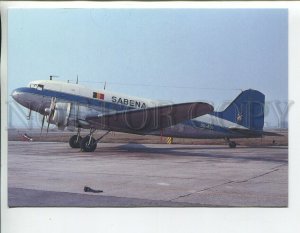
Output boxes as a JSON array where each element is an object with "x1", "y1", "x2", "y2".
[
  {"x1": 37, "y1": 84, "x2": 44, "y2": 91},
  {"x1": 30, "y1": 84, "x2": 44, "y2": 90}
]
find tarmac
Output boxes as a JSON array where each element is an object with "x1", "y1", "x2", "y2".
[{"x1": 8, "y1": 141, "x2": 288, "y2": 207}]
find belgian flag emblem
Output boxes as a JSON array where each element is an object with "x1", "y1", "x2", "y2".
[{"x1": 93, "y1": 92, "x2": 104, "y2": 100}]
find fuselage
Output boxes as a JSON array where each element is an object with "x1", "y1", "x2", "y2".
[{"x1": 12, "y1": 80, "x2": 251, "y2": 139}]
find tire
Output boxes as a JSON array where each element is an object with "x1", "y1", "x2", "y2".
[
  {"x1": 69, "y1": 135, "x2": 82, "y2": 148},
  {"x1": 229, "y1": 141, "x2": 237, "y2": 148},
  {"x1": 80, "y1": 136, "x2": 97, "y2": 152}
]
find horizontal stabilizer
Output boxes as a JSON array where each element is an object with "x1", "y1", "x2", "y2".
[
  {"x1": 261, "y1": 131, "x2": 283, "y2": 136},
  {"x1": 86, "y1": 102, "x2": 213, "y2": 133},
  {"x1": 229, "y1": 127, "x2": 283, "y2": 137}
]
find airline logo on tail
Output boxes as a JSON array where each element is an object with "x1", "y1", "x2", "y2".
[{"x1": 236, "y1": 113, "x2": 243, "y2": 123}]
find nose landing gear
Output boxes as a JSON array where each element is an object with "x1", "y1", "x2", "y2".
[{"x1": 69, "y1": 129, "x2": 110, "y2": 152}]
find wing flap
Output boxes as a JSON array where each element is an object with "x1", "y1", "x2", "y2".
[{"x1": 86, "y1": 102, "x2": 213, "y2": 133}]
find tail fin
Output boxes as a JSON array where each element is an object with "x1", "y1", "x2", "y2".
[{"x1": 212, "y1": 89, "x2": 265, "y2": 131}]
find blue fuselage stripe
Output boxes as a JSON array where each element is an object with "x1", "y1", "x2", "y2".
[{"x1": 16, "y1": 87, "x2": 135, "y2": 111}]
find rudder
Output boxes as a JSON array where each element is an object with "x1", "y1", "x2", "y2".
[{"x1": 211, "y1": 89, "x2": 265, "y2": 131}]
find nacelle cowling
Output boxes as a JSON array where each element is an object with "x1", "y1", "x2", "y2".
[
  {"x1": 48, "y1": 102, "x2": 100, "y2": 130},
  {"x1": 49, "y1": 102, "x2": 72, "y2": 130}
]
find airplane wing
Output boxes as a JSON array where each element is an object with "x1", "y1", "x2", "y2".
[
  {"x1": 86, "y1": 102, "x2": 213, "y2": 133},
  {"x1": 229, "y1": 127, "x2": 283, "y2": 137}
]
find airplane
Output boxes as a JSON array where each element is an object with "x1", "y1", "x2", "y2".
[{"x1": 11, "y1": 78, "x2": 279, "y2": 152}]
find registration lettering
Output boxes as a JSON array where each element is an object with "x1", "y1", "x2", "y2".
[{"x1": 200, "y1": 122, "x2": 214, "y2": 130}]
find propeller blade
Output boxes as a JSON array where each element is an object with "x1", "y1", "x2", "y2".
[
  {"x1": 41, "y1": 114, "x2": 45, "y2": 134},
  {"x1": 46, "y1": 109, "x2": 54, "y2": 133},
  {"x1": 46, "y1": 118, "x2": 51, "y2": 133},
  {"x1": 49, "y1": 97, "x2": 56, "y2": 111},
  {"x1": 46, "y1": 97, "x2": 56, "y2": 134},
  {"x1": 27, "y1": 109, "x2": 32, "y2": 120}
]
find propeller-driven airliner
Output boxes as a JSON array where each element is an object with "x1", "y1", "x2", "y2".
[{"x1": 11, "y1": 78, "x2": 278, "y2": 152}]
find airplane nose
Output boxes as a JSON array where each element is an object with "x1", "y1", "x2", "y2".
[
  {"x1": 11, "y1": 88, "x2": 26, "y2": 106},
  {"x1": 11, "y1": 88, "x2": 37, "y2": 111},
  {"x1": 11, "y1": 89, "x2": 20, "y2": 102}
]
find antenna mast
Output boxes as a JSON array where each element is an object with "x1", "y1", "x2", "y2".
[{"x1": 49, "y1": 75, "x2": 59, "y2": 80}]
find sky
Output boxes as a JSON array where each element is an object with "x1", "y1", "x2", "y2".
[{"x1": 7, "y1": 8, "x2": 288, "y2": 128}]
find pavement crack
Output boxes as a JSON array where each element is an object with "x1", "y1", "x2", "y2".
[
  {"x1": 170, "y1": 180, "x2": 234, "y2": 201},
  {"x1": 234, "y1": 164, "x2": 287, "y2": 183},
  {"x1": 234, "y1": 169, "x2": 279, "y2": 183},
  {"x1": 170, "y1": 164, "x2": 287, "y2": 202}
]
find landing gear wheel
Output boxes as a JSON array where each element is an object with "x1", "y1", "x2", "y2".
[
  {"x1": 80, "y1": 136, "x2": 97, "y2": 152},
  {"x1": 229, "y1": 141, "x2": 237, "y2": 148},
  {"x1": 69, "y1": 135, "x2": 82, "y2": 148}
]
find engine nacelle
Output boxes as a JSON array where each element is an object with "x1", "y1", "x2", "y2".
[
  {"x1": 50, "y1": 102, "x2": 72, "y2": 130},
  {"x1": 48, "y1": 102, "x2": 100, "y2": 130}
]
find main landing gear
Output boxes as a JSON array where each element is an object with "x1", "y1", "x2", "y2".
[
  {"x1": 69, "y1": 129, "x2": 82, "y2": 148},
  {"x1": 228, "y1": 141, "x2": 237, "y2": 148},
  {"x1": 225, "y1": 137, "x2": 237, "y2": 148},
  {"x1": 80, "y1": 135, "x2": 97, "y2": 152},
  {"x1": 69, "y1": 129, "x2": 110, "y2": 152}
]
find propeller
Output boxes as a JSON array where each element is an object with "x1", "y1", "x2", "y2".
[
  {"x1": 39, "y1": 97, "x2": 57, "y2": 134},
  {"x1": 40, "y1": 114, "x2": 46, "y2": 135}
]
